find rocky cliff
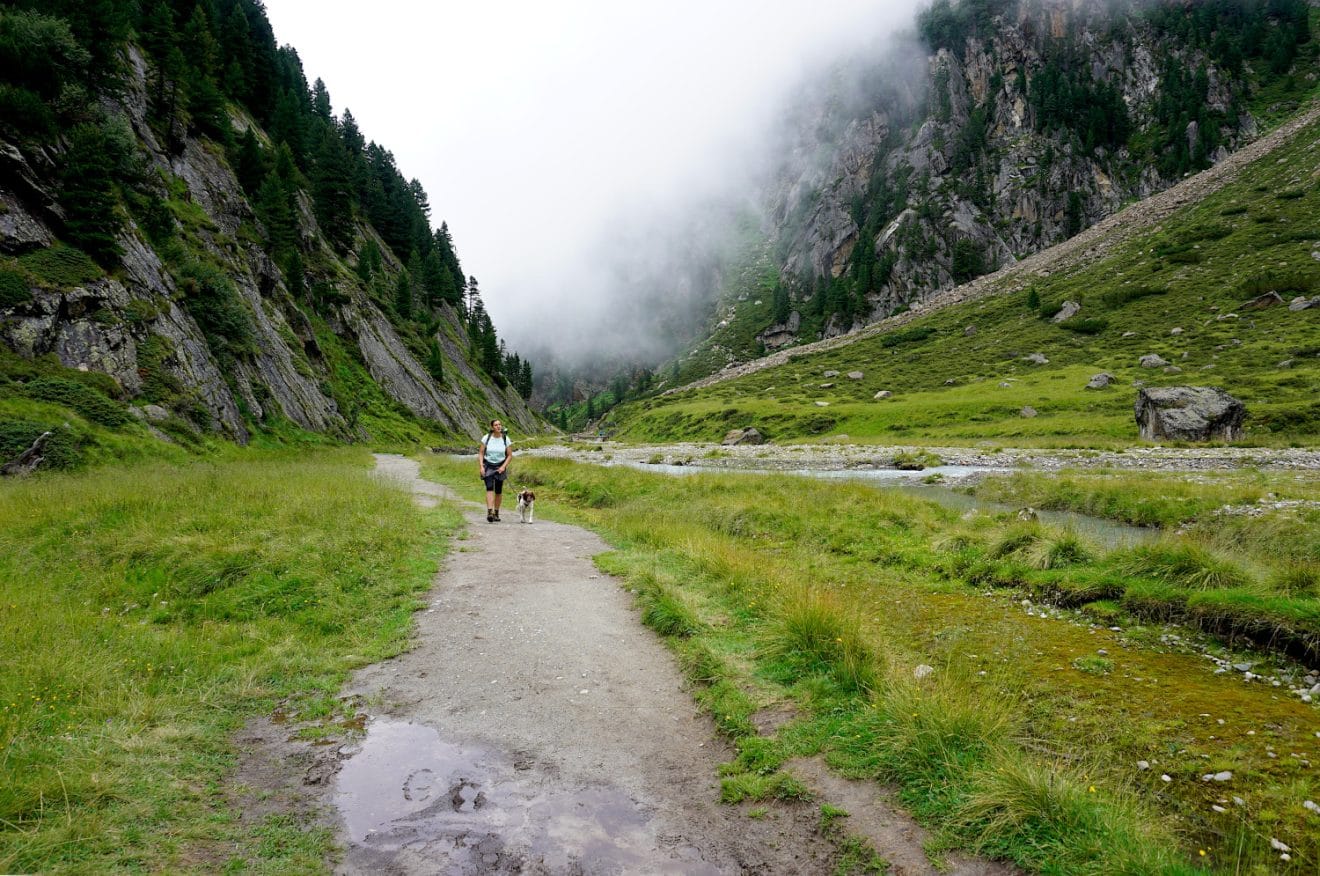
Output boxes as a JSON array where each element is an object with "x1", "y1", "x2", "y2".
[
  {"x1": 0, "y1": 45, "x2": 538, "y2": 451},
  {"x1": 752, "y1": 0, "x2": 1312, "y2": 345}
]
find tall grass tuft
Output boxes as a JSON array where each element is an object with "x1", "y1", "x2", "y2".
[
  {"x1": 958, "y1": 754, "x2": 1191, "y2": 874},
  {"x1": 765, "y1": 588, "x2": 880, "y2": 694},
  {"x1": 1115, "y1": 540, "x2": 1253, "y2": 590}
]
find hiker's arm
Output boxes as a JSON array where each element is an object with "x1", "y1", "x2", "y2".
[
  {"x1": 499, "y1": 444, "x2": 511, "y2": 473},
  {"x1": 478, "y1": 440, "x2": 486, "y2": 474}
]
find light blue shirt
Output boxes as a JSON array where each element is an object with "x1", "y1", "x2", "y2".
[{"x1": 483, "y1": 433, "x2": 511, "y2": 465}]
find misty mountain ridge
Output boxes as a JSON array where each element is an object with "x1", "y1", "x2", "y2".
[
  {"x1": 0, "y1": 0, "x2": 539, "y2": 468},
  {"x1": 542, "y1": 0, "x2": 1316, "y2": 428}
]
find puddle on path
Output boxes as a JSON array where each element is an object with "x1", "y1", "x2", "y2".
[{"x1": 335, "y1": 719, "x2": 719, "y2": 874}]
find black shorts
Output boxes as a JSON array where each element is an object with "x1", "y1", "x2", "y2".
[{"x1": 482, "y1": 461, "x2": 506, "y2": 493}]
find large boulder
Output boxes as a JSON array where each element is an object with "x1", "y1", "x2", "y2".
[
  {"x1": 1085, "y1": 372, "x2": 1115, "y2": 390},
  {"x1": 722, "y1": 427, "x2": 765, "y2": 446},
  {"x1": 1051, "y1": 300, "x2": 1081, "y2": 323},
  {"x1": 1135, "y1": 386, "x2": 1246, "y2": 442}
]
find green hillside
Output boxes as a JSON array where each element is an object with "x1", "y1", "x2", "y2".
[{"x1": 606, "y1": 108, "x2": 1320, "y2": 448}]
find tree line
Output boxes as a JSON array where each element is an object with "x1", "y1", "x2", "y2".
[{"x1": 0, "y1": 0, "x2": 530, "y2": 396}]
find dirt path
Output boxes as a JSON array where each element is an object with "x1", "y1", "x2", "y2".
[{"x1": 285, "y1": 454, "x2": 1005, "y2": 875}]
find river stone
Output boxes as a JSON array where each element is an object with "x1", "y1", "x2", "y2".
[
  {"x1": 1241, "y1": 291, "x2": 1284, "y2": 310},
  {"x1": 873, "y1": 390, "x2": 892, "y2": 399},
  {"x1": 846, "y1": 371, "x2": 864, "y2": 380},
  {"x1": 721, "y1": 427, "x2": 765, "y2": 446},
  {"x1": 1086, "y1": 372, "x2": 1115, "y2": 390},
  {"x1": 1135, "y1": 386, "x2": 1246, "y2": 442},
  {"x1": 1139, "y1": 353, "x2": 1170, "y2": 368},
  {"x1": 1050, "y1": 300, "x2": 1081, "y2": 323},
  {"x1": 1024, "y1": 353, "x2": 1049, "y2": 365}
]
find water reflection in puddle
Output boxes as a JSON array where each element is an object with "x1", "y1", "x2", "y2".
[{"x1": 335, "y1": 719, "x2": 718, "y2": 874}]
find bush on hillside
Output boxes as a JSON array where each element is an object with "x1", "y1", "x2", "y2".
[{"x1": 23, "y1": 376, "x2": 130, "y2": 428}]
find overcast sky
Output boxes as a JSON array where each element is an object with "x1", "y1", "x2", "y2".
[{"x1": 262, "y1": 1, "x2": 923, "y2": 355}]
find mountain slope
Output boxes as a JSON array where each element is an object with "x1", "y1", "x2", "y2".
[
  {"x1": 0, "y1": 2, "x2": 538, "y2": 470},
  {"x1": 604, "y1": 102, "x2": 1320, "y2": 447},
  {"x1": 648, "y1": 0, "x2": 1318, "y2": 393}
]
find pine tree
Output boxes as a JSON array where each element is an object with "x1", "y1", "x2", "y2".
[
  {"x1": 283, "y1": 248, "x2": 305, "y2": 300},
  {"x1": 519, "y1": 359, "x2": 533, "y2": 399},
  {"x1": 255, "y1": 171, "x2": 296, "y2": 258},
  {"x1": 60, "y1": 122, "x2": 122, "y2": 265},
  {"x1": 394, "y1": 270, "x2": 412, "y2": 319},
  {"x1": 233, "y1": 127, "x2": 267, "y2": 195},
  {"x1": 425, "y1": 339, "x2": 444, "y2": 382},
  {"x1": 407, "y1": 249, "x2": 427, "y2": 308},
  {"x1": 311, "y1": 126, "x2": 354, "y2": 252}
]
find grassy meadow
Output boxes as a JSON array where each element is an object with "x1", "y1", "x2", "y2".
[
  {"x1": 423, "y1": 454, "x2": 1320, "y2": 874},
  {"x1": 605, "y1": 112, "x2": 1320, "y2": 448},
  {"x1": 0, "y1": 450, "x2": 458, "y2": 873}
]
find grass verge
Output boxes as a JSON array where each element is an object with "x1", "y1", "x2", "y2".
[{"x1": 0, "y1": 450, "x2": 458, "y2": 872}]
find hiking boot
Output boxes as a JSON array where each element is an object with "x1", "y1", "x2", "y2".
[
  {"x1": 486, "y1": 509, "x2": 494, "y2": 523},
  {"x1": 493, "y1": 509, "x2": 501, "y2": 521}
]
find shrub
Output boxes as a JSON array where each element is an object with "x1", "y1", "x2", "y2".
[
  {"x1": 0, "y1": 268, "x2": 32, "y2": 308},
  {"x1": 17, "y1": 245, "x2": 101, "y2": 287},
  {"x1": 0, "y1": 418, "x2": 81, "y2": 469},
  {"x1": 1099, "y1": 285, "x2": 1166, "y2": 309},
  {"x1": 880, "y1": 326, "x2": 936, "y2": 348},
  {"x1": 1058, "y1": 317, "x2": 1108, "y2": 335},
  {"x1": 894, "y1": 450, "x2": 942, "y2": 471},
  {"x1": 1237, "y1": 271, "x2": 1314, "y2": 299},
  {"x1": 22, "y1": 376, "x2": 130, "y2": 428},
  {"x1": 176, "y1": 259, "x2": 256, "y2": 361}
]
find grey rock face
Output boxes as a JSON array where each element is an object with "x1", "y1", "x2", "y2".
[
  {"x1": 1051, "y1": 300, "x2": 1082, "y2": 323},
  {"x1": 0, "y1": 47, "x2": 539, "y2": 446},
  {"x1": 1086, "y1": 372, "x2": 1115, "y2": 390},
  {"x1": 1139, "y1": 353, "x2": 1170, "y2": 368},
  {"x1": 721, "y1": 427, "x2": 765, "y2": 446},
  {"x1": 1135, "y1": 386, "x2": 1246, "y2": 442}
]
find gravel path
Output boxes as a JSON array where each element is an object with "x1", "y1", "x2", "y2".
[
  {"x1": 333, "y1": 456, "x2": 832, "y2": 873},
  {"x1": 230, "y1": 454, "x2": 1012, "y2": 873}
]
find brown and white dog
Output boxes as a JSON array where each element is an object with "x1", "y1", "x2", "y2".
[{"x1": 515, "y1": 489, "x2": 536, "y2": 524}]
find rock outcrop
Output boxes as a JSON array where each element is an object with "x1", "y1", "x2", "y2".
[
  {"x1": 0, "y1": 47, "x2": 538, "y2": 445},
  {"x1": 1135, "y1": 387, "x2": 1246, "y2": 443}
]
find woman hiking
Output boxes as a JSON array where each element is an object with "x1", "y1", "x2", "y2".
[{"x1": 479, "y1": 419, "x2": 512, "y2": 522}]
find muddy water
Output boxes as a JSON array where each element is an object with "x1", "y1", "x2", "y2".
[{"x1": 336, "y1": 719, "x2": 712, "y2": 874}]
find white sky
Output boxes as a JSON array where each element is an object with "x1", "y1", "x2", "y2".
[{"x1": 262, "y1": 1, "x2": 920, "y2": 353}]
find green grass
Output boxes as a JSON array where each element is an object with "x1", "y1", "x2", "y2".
[
  {"x1": 420, "y1": 454, "x2": 1320, "y2": 873},
  {"x1": 0, "y1": 451, "x2": 460, "y2": 872},
  {"x1": 605, "y1": 112, "x2": 1320, "y2": 448}
]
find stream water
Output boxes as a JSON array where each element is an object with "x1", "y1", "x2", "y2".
[{"x1": 612, "y1": 460, "x2": 1156, "y2": 549}]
